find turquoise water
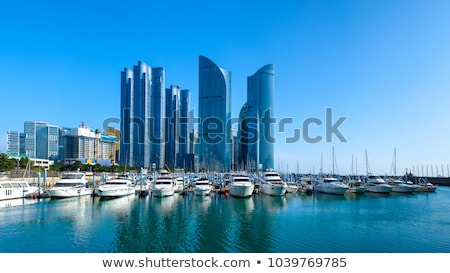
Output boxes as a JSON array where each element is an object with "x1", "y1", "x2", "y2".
[{"x1": 1, "y1": 187, "x2": 450, "y2": 253}]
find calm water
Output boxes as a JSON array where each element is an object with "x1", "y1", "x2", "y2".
[{"x1": 1, "y1": 187, "x2": 450, "y2": 253}]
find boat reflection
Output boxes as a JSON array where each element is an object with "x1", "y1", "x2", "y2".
[
  {"x1": 258, "y1": 194, "x2": 287, "y2": 214},
  {"x1": 0, "y1": 198, "x2": 38, "y2": 208},
  {"x1": 151, "y1": 194, "x2": 178, "y2": 215},
  {"x1": 229, "y1": 196, "x2": 255, "y2": 215}
]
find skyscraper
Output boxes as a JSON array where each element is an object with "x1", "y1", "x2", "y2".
[
  {"x1": 239, "y1": 64, "x2": 275, "y2": 170},
  {"x1": 198, "y1": 56, "x2": 231, "y2": 171},
  {"x1": 120, "y1": 61, "x2": 165, "y2": 169},
  {"x1": 6, "y1": 131, "x2": 25, "y2": 156},
  {"x1": 165, "y1": 86, "x2": 191, "y2": 170},
  {"x1": 23, "y1": 121, "x2": 59, "y2": 160}
]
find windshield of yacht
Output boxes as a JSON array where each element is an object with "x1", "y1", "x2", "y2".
[
  {"x1": 156, "y1": 181, "x2": 172, "y2": 185},
  {"x1": 54, "y1": 182, "x2": 84, "y2": 187},
  {"x1": 62, "y1": 173, "x2": 84, "y2": 179},
  {"x1": 105, "y1": 181, "x2": 128, "y2": 185},
  {"x1": 233, "y1": 177, "x2": 250, "y2": 182}
]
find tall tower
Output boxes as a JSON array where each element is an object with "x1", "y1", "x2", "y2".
[
  {"x1": 198, "y1": 56, "x2": 231, "y2": 171},
  {"x1": 165, "y1": 86, "x2": 191, "y2": 170},
  {"x1": 120, "y1": 61, "x2": 165, "y2": 169},
  {"x1": 240, "y1": 64, "x2": 275, "y2": 170}
]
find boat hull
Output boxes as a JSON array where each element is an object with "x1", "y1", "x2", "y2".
[
  {"x1": 193, "y1": 187, "x2": 211, "y2": 196},
  {"x1": 152, "y1": 188, "x2": 175, "y2": 197},
  {"x1": 366, "y1": 184, "x2": 392, "y2": 193},
  {"x1": 96, "y1": 187, "x2": 135, "y2": 198},
  {"x1": 47, "y1": 187, "x2": 93, "y2": 198},
  {"x1": 229, "y1": 184, "x2": 254, "y2": 198},
  {"x1": 259, "y1": 184, "x2": 287, "y2": 196},
  {"x1": 315, "y1": 185, "x2": 348, "y2": 195}
]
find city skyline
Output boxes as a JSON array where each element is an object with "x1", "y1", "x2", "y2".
[{"x1": 1, "y1": 0, "x2": 450, "y2": 175}]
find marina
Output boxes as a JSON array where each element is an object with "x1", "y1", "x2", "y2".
[{"x1": 1, "y1": 171, "x2": 449, "y2": 253}]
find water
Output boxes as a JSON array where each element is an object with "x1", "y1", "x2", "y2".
[{"x1": 1, "y1": 188, "x2": 450, "y2": 253}]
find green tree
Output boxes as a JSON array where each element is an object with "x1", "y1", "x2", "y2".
[
  {"x1": 19, "y1": 157, "x2": 29, "y2": 169},
  {"x1": 0, "y1": 153, "x2": 15, "y2": 171}
]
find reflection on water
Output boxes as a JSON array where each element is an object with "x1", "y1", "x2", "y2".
[
  {"x1": 1, "y1": 188, "x2": 450, "y2": 253},
  {"x1": 0, "y1": 198, "x2": 37, "y2": 208}
]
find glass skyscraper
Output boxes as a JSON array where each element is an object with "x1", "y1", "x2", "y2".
[
  {"x1": 239, "y1": 64, "x2": 275, "y2": 170},
  {"x1": 23, "y1": 121, "x2": 59, "y2": 160},
  {"x1": 165, "y1": 85, "x2": 191, "y2": 170},
  {"x1": 198, "y1": 56, "x2": 231, "y2": 171},
  {"x1": 120, "y1": 61, "x2": 165, "y2": 169},
  {"x1": 6, "y1": 131, "x2": 25, "y2": 156}
]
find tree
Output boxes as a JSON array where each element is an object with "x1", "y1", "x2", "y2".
[
  {"x1": 0, "y1": 153, "x2": 15, "y2": 171},
  {"x1": 19, "y1": 157, "x2": 30, "y2": 169}
]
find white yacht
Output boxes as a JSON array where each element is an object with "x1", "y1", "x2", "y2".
[
  {"x1": 314, "y1": 176, "x2": 349, "y2": 195},
  {"x1": 96, "y1": 174, "x2": 136, "y2": 198},
  {"x1": 418, "y1": 178, "x2": 437, "y2": 192},
  {"x1": 152, "y1": 174, "x2": 176, "y2": 197},
  {"x1": 364, "y1": 175, "x2": 392, "y2": 193},
  {"x1": 174, "y1": 175, "x2": 186, "y2": 193},
  {"x1": 46, "y1": 172, "x2": 93, "y2": 198},
  {"x1": 0, "y1": 180, "x2": 39, "y2": 201},
  {"x1": 286, "y1": 181, "x2": 300, "y2": 194},
  {"x1": 259, "y1": 171, "x2": 287, "y2": 196},
  {"x1": 385, "y1": 177, "x2": 416, "y2": 193},
  {"x1": 345, "y1": 175, "x2": 367, "y2": 194},
  {"x1": 228, "y1": 173, "x2": 254, "y2": 198},
  {"x1": 193, "y1": 177, "x2": 212, "y2": 196}
]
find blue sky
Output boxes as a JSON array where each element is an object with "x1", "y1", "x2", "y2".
[{"x1": 1, "y1": 0, "x2": 450, "y2": 176}]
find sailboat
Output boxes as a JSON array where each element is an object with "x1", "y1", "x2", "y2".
[
  {"x1": 346, "y1": 155, "x2": 367, "y2": 194},
  {"x1": 364, "y1": 149, "x2": 392, "y2": 193},
  {"x1": 385, "y1": 148, "x2": 415, "y2": 193},
  {"x1": 314, "y1": 147, "x2": 349, "y2": 195}
]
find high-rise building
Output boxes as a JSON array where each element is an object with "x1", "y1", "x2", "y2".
[
  {"x1": 198, "y1": 56, "x2": 231, "y2": 171},
  {"x1": 120, "y1": 61, "x2": 165, "y2": 169},
  {"x1": 61, "y1": 124, "x2": 117, "y2": 166},
  {"x1": 6, "y1": 131, "x2": 25, "y2": 156},
  {"x1": 23, "y1": 121, "x2": 59, "y2": 160},
  {"x1": 104, "y1": 127, "x2": 120, "y2": 165},
  {"x1": 239, "y1": 64, "x2": 275, "y2": 171},
  {"x1": 165, "y1": 86, "x2": 191, "y2": 170},
  {"x1": 165, "y1": 85, "x2": 181, "y2": 170},
  {"x1": 178, "y1": 88, "x2": 191, "y2": 168}
]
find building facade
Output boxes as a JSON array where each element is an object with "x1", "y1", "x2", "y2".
[
  {"x1": 6, "y1": 131, "x2": 25, "y2": 156},
  {"x1": 239, "y1": 64, "x2": 275, "y2": 171},
  {"x1": 165, "y1": 86, "x2": 191, "y2": 170},
  {"x1": 61, "y1": 124, "x2": 117, "y2": 166},
  {"x1": 120, "y1": 61, "x2": 165, "y2": 169},
  {"x1": 23, "y1": 121, "x2": 59, "y2": 161},
  {"x1": 198, "y1": 56, "x2": 231, "y2": 171}
]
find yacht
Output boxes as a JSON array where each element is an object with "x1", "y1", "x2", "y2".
[
  {"x1": 174, "y1": 175, "x2": 186, "y2": 193},
  {"x1": 193, "y1": 176, "x2": 212, "y2": 196},
  {"x1": 96, "y1": 174, "x2": 136, "y2": 198},
  {"x1": 0, "y1": 180, "x2": 39, "y2": 201},
  {"x1": 314, "y1": 176, "x2": 349, "y2": 195},
  {"x1": 418, "y1": 178, "x2": 437, "y2": 192},
  {"x1": 152, "y1": 174, "x2": 176, "y2": 197},
  {"x1": 46, "y1": 172, "x2": 93, "y2": 198},
  {"x1": 286, "y1": 181, "x2": 300, "y2": 194},
  {"x1": 228, "y1": 173, "x2": 255, "y2": 198},
  {"x1": 345, "y1": 175, "x2": 367, "y2": 194},
  {"x1": 364, "y1": 175, "x2": 392, "y2": 193},
  {"x1": 385, "y1": 177, "x2": 416, "y2": 193},
  {"x1": 259, "y1": 171, "x2": 287, "y2": 196}
]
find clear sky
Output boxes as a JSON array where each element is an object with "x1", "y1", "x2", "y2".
[{"x1": 1, "y1": 0, "x2": 450, "y2": 176}]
